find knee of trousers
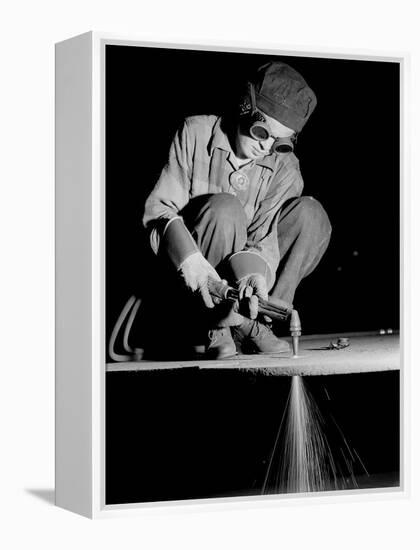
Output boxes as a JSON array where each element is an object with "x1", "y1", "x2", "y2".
[
  {"x1": 293, "y1": 196, "x2": 332, "y2": 238},
  {"x1": 204, "y1": 193, "x2": 247, "y2": 225}
]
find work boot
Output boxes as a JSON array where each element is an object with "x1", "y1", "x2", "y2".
[
  {"x1": 206, "y1": 327, "x2": 237, "y2": 359},
  {"x1": 233, "y1": 318, "x2": 290, "y2": 354}
]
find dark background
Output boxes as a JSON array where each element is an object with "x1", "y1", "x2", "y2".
[
  {"x1": 106, "y1": 370, "x2": 399, "y2": 504},
  {"x1": 105, "y1": 46, "x2": 400, "y2": 505},
  {"x1": 106, "y1": 45, "x2": 400, "y2": 344}
]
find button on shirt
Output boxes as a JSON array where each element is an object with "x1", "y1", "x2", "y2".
[{"x1": 143, "y1": 114, "x2": 304, "y2": 277}]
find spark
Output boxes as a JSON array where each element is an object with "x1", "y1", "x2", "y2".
[
  {"x1": 263, "y1": 376, "x2": 368, "y2": 494},
  {"x1": 353, "y1": 447, "x2": 370, "y2": 476},
  {"x1": 263, "y1": 376, "x2": 338, "y2": 494},
  {"x1": 331, "y1": 415, "x2": 355, "y2": 461}
]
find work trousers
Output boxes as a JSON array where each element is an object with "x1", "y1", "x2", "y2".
[
  {"x1": 140, "y1": 193, "x2": 331, "y2": 356},
  {"x1": 181, "y1": 193, "x2": 332, "y2": 305}
]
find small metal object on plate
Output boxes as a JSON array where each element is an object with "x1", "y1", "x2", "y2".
[
  {"x1": 337, "y1": 337, "x2": 349, "y2": 347},
  {"x1": 133, "y1": 348, "x2": 144, "y2": 361},
  {"x1": 327, "y1": 337, "x2": 350, "y2": 350}
]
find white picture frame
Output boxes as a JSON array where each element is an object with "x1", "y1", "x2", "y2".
[{"x1": 55, "y1": 31, "x2": 408, "y2": 518}]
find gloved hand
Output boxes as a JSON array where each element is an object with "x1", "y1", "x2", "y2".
[
  {"x1": 179, "y1": 251, "x2": 221, "y2": 308},
  {"x1": 237, "y1": 273, "x2": 268, "y2": 319}
]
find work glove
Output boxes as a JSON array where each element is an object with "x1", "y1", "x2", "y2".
[
  {"x1": 179, "y1": 251, "x2": 221, "y2": 309},
  {"x1": 237, "y1": 273, "x2": 268, "y2": 320}
]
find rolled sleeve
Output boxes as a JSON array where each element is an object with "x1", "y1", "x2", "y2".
[{"x1": 143, "y1": 120, "x2": 194, "y2": 252}]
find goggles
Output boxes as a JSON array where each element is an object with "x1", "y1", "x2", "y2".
[
  {"x1": 240, "y1": 83, "x2": 297, "y2": 154},
  {"x1": 248, "y1": 111, "x2": 297, "y2": 153}
]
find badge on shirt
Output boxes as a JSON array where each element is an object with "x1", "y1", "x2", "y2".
[{"x1": 229, "y1": 170, "x2": 249, "y2": 192}]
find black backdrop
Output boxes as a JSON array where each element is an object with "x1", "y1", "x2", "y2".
[{"x1": 106, "y1": 45, "x2": 400, "y2": 347}]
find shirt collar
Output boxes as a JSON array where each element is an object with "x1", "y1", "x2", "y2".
[
  {"x1": 208, "y1": 117, "x2": 232, "y2": 155},
  {"x1": 208, "y1": 116, "x2": 277, "y2": 172},
  {"x1": 255, "y1": 153, "x2": 278, "y2": 170}
]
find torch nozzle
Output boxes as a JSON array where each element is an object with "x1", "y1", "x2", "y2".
[{"x1": 290, "y1": 309, "x2": 301, "y2": 357}]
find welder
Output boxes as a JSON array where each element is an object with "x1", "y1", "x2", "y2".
[{"x1": 142, "y1": 61, "x2": 332, "y2": 359}]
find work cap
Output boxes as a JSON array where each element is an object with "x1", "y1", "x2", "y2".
[{"x1": 250, "y1": 61, "x2": 317, "y2": 132}]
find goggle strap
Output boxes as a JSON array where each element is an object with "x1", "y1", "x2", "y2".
[{"x1": 249, "y1": 82, "x2": 257, "y2": 113}]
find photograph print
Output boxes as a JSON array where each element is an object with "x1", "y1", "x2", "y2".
[{"x1": 104, "y1": 43, "x2": 400, "y2": 505}]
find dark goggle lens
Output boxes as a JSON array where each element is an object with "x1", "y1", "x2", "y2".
[
  {"x1": 249, "y1": 123, "x2": 270, "y2": 141},
  {"x1": 272, "y1": 138, "x2": 294, "y2": 154}
]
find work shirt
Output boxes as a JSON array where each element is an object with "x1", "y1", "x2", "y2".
[{"x1": 143, "y1": 115, "x2": 304, "y2": 278}]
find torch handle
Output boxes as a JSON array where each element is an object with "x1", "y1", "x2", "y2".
[{"x1": 208, "y1": 278, "x2": 293, "y2": 322}]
